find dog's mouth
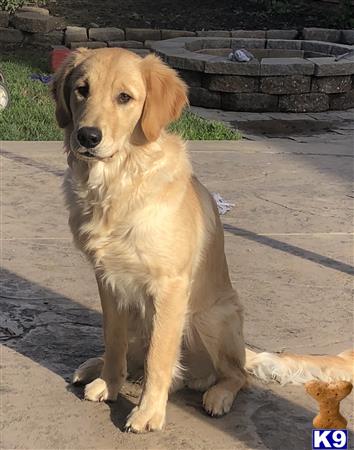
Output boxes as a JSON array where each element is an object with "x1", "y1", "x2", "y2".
[{"x1": 70, "y1": 147, "x2": 101, "y2": 161}]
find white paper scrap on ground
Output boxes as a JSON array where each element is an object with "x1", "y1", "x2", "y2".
[{"x1": 212, "y1": 192, "x2": 235, "y2": 215}]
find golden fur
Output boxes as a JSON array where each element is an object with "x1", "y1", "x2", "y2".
[{"x1": 52, "y1": 48, "x2": 353, "y2": 433}]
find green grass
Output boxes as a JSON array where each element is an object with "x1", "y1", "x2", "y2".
[{"x1": 0, "y1": 50, "x2": 241, "y2": 141}]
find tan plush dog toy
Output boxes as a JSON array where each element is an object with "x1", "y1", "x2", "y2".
[{"x1": 306, "y1": 380, "x2": 353, "y2": 429}]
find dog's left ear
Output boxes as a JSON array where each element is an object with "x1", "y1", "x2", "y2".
[{"x1": 140, "y1": 54, "x2": 189, "y2": 142}]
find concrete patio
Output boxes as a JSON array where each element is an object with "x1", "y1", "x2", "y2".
[{"x1": 1, "y1": 128, "x2": 353, "y2": 449}]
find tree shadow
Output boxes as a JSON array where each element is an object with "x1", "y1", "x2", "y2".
[{"x1": 1, "y1": 267, "x2": 353, "y2": 449}]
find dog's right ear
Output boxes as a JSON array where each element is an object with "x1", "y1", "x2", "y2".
[{"x1": 51, "y1": 48, "x2": 89, "y2": 128}]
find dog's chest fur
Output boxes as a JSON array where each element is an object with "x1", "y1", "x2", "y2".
[{"x1": 63, "y1": 157, "x2": 181, "y2": 309}]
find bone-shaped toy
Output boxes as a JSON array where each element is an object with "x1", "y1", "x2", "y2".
[{"x1": 306, "y1": 380, "x2": 352, "y2": 429}]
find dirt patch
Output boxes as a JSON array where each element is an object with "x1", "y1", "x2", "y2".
[{"x1": 47, "y1": 0, "x2": 353, "y2": 30}]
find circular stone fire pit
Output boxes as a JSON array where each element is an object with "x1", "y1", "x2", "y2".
[{"x1": 151, "y1": 37, "x2": 354, "y2": 112}]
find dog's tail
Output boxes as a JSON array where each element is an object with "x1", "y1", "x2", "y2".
[{"x1": 245, "y1": 348, "x2": 354, "y2": 385}]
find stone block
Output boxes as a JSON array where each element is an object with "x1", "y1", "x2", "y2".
[
  {"x1": 266, "y1": 30, "x2": 298, "y2": 39},
  {"x1": 196, "y1": 30, "x2": 231, "y2": 37},
  {"x1": 205, "y1": 58, "x2": 260, "y2": 75},
  {"x1": 88, "y1": 27, "x2": 124, "y2": 41},
  {"x1": 188, "y1": 86, "x2": 221, "y2": 108},
  {"x1": 19, "y1": 6, "x2": 50, "y2": 15},
  {"x1": 11, "y1": 11, "x2": 57, "y2": 33},
  {"x1": 203, "y1": 74, "x2": 259, "y2": 93},
  {"x1": 107, "y1": 40, "x2": 143, "y2": 48},
  {"x1": 200, "y1": 38, "x2": 231, "y2": 49},
  {"x1": 312, "y1": 75, "x2": 352, "y2": 93},
  {"x1": 178, "y1": 69, "x2": 202, "y2": 86},
  {"x1": 260, "y1": 75, "x2": 311, "y2": 94},
  {"x1": 125, "y1": 28, "x2": 161, "y2": 41},
  {"x1": 0, "y1": 27, "x2": 23, "y2": 43},
  {"x1": 162, "y1": 49, "x2": 210, "y2": 71},
  {"x1": 302, "y1": 27, "x2": 341, "y2": 42},
  {"x1": 329, "y1": 42, "x2": 353, "y2": 56},
  {"x1": 231, "y1": 30, "x2": 266, "y2": 38},
  {"x1": 279, "y1": 93, "x2": 329, "y2": 112},
  {"x1": 261, "y1": 58, "x2": 315, "y2": 75},
  {"x1": 230, "y1": 38, "x2": 266, "y2": 49},
  {"x1": 65, "y1": 26, "x2": 88, "y2": 44},
  {"x1": 26, "y1": 30, "x2": 64, "y2": 47},
  {"x1": 301, "y1": 40, "x2": 332, "y2": 54},
  {"x1": 341, "y1": 29, "x2": 354, "y2": 45},
  {"x1": 266, "y1": 39, "x2": 302, "y2": 50},
  {"x1": 0, "y1": 11, "x2": 9, "y2": 28},
  {"x1": 222, "y1": 92, "x2": 278, "y2": 111},
  {"x1": 70, "y1": 41, "x2": 107, "y2": 49},
  {"x1": 307, "y1": 57, "x2": 354, "y2": 76},
  {"x1": 129, "y1": 48, "x2": 150, "y2": 57},
  {"x1": 329, "y1": 90, "x2": 354, "y2": 109},
  {"x1": 161, "y1": 30, "x2": 196, "y2": 39}
]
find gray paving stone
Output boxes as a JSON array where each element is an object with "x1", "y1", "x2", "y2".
[
  {"x1": 125, "y1": 28, "x2": 161, "y2": 41},
  {"x1": 88, "y1": 27, "x2": 124, "y2": 41},
  {"x1": 266, "y1": 39, "x2": 302, "y2": 50},
  {"x1": 65, "y1": 26, "x2": 88, "y2": 44},
  {"x1": 279, "y1": 93, "x2": 329, "y2": 112},
  {"x1": 261, "y1": 58, "x2": 315, "y2": 76},
  {"x1": 203, "y1": 74, "x2": 259, "y2": 93},
  {"x1": 107, "y1": 40, "x2": 143, "y2": 48},
  {"x1": 302, "y1": 27, "x2": 341, "y2": 42},
  {"x1": 222, "y1": 92, "x2": 278, "y2": 111},
  {"x1": 260, "y1": 75, "x2": 311, "y2": 94},
  {"x1": 231, "y1": 30, "x2": 266, "y2": 38},
  {"x1": 307, "y1": 57, "x2": 354, "y2": 76},
  {"x1": 266, "y1": 29, "x2": 298, "y2": 39},
  {"x1": 230, "y1": 38, "x2": 266, "y2": 49},
  {"x1": 11, "y1": 11, "x2": 57, "y2": 33},
  {"x1": 312, "y1": 75, "x2": 352, "y2": 93},
  {"x1": 129, "y1": 48, "x2": 150, "y2": 57},
  {"x1": 196, "y1": 30, "x2": 231, "y2": 37},
  {"x1": 0, "y1": 27, "x2": 24, "y2": 43},
  {"x1": 205, "y1": 58, "x2": 260, "y2": 75},
  {"x1": 200, "y1": 38, "x2": 231, "y2": 49},
  {"x1": 161, "y1": 29, "x2": 196, "y2": 39},
  {"x1": 188, "y1": 86, "x2": 221, "y2": 108}
]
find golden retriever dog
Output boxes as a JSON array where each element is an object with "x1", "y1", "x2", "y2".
[{"x1": 52, "y1": 48, "x2": 353, "y2": 433}]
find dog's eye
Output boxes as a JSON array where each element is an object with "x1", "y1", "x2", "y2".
[
  {"x1": 76, "y1": 84, "x2": 89, "y2": 98},
  {"x1": 117, "y1": 92, "x2": 132, "y2": 104}
]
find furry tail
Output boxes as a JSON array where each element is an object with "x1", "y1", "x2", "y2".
[{"x1": 245, "y1": 348, "x2": 354, "y2": 385}]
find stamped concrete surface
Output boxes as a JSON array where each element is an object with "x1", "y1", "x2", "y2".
[{"x1": 1, "y1": 133, "x2": 353, "y2": 449}]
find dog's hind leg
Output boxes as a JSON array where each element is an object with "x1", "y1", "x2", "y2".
[
  {"x1": 73, "y1": 356, "x2": 104, "y2": 385},
  {"x1": 193, "y1": 291, "x2": 247, "y2": 416}
]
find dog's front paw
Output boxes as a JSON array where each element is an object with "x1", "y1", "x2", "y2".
[
  {"x1": 125, "y1": 404, "x2": 166, "y2": 433},
  {"x1": 84, "y1": 378, "x2": 120, "y2": 402},
  {"x1": 202, "y1": 385, "x2": 234, "y2": 417}
]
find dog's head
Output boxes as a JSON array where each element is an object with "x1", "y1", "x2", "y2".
[{"x1": 51, "y1": 48, "x2": 188, "y2": 161}]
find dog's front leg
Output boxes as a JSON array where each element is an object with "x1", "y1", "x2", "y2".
[
  {"x1": 84, "y1": 274, "x2": 128, "y2": 402},
  {"x1": 125, "y1": 276, "x2": 189, "y2": 433}
]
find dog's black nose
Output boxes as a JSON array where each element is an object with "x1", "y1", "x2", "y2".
[{"x1": 77, "y1": 127, "x2": 102, "y2": 149}]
